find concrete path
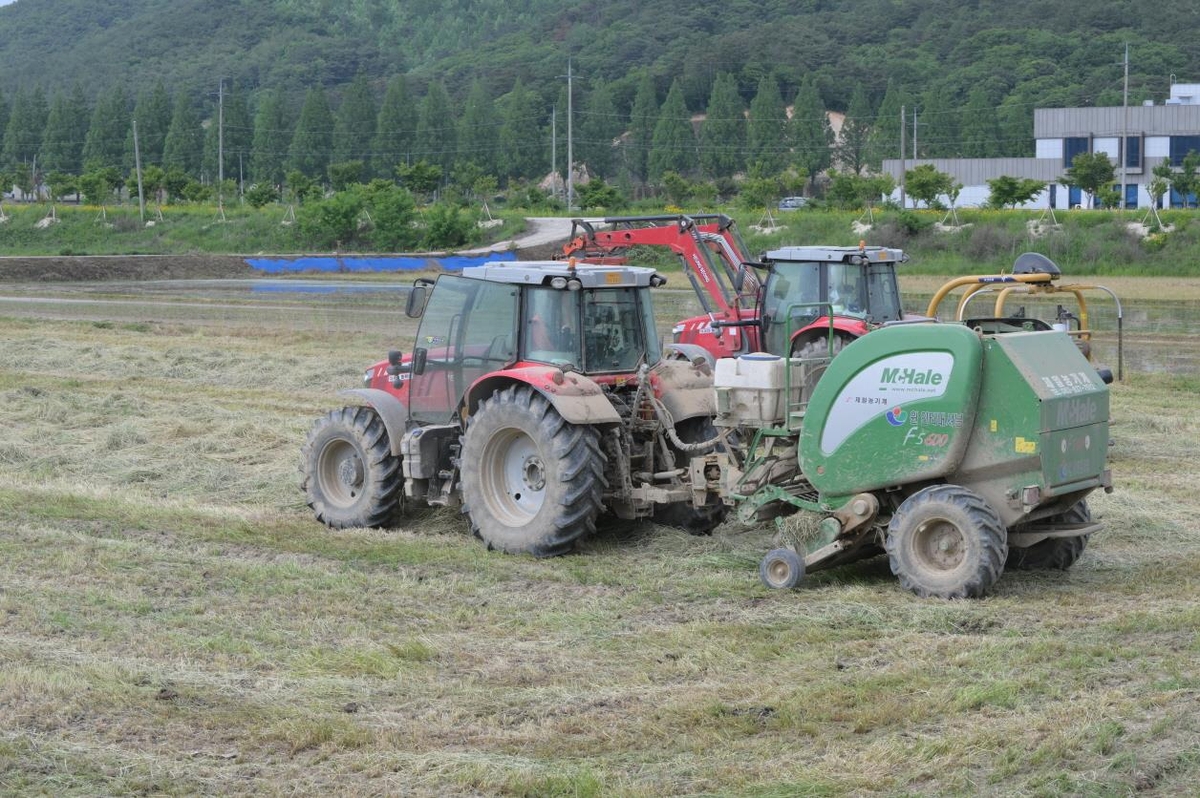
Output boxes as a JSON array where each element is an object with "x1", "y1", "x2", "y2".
[{"x1": 460, "y1": 216, "x2": 575, "y2": 255}]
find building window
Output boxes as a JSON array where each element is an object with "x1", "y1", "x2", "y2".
[
  {"x1": 1124, "y1": 184, "x2": 1138, "y2": 209},
  {"x1": 1169, "y1": 135, "x2": 1200, "y2": 166},
  {"x1": 1063, "y1": 137, "x2": 1090, "y2": 168},
  {"x1": 1124, "y1": 136, "x2": 1142, "y2": 170}
]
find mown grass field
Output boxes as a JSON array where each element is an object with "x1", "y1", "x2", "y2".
[{"x1": 0, "y1": 280, "x2": 1198, "y2": 796}]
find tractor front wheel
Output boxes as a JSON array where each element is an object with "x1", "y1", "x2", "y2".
[
  {"x1": 460, "y1": 386, "x2": 604, "y2": 557},
  {"x1": 1006, "y1": 500, "x2": 1091, "y2": 570},
  {"x1": 301, "y1": 405, "x2": 403, "y2": 528},
  {"x1": 885, "y1": 484, "x2": 1007, "y2": 599}
]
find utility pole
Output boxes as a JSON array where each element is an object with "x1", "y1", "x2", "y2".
[
  {"x1": 133, "y1": 120, "x2": 145, "y2": 222},
  {"x1": 1121, "y1": 42, "x2": 1129, "y2": 211},
  {"x1": 913, "y1": 108, "x2": 918, "y2": 159},
  {"x1": 566, "y1": 60, "x2": 575, "y2": 210},
  {"x1": 217, "y1": 80, "x2": 225, "y2": 198},
  {"x1": 551, "y1": 105, "x2": 557, "y2": 199},
  {"x1": 900, "y1": 105, "x2": 907, "y2": 208}
]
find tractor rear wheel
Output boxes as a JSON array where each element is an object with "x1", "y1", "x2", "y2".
[
  {"x1": 460, "y1": 385, "x2": 604, "y2": 557},
  {"x1": 656, "y1": 417, "x2": 727, "y2": 535},
  {"x1": 885, "y1": 484, "x2": 1007, "y2": 599},
  {"x1": 1006, "y1": 501, "x2": 1091, "y2": 570},
  {"x1": 301, "y1": 405, "x2": 403, "y2": 528}
]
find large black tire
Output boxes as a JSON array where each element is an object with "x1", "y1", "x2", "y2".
[
  {"x1": 1006, "y1": 501, "x2": 1091, "y2": 570},
  {"x1": 460, "y1": 385, "x2": 604, "y2": 557},
  {"x1": 655, "y1": 417, "x2": 727, "y2": 535},
  {"x1": 301, "y1": 405, "x2": 403, "y2": 528},
  {"x1": 792, "y1": 335, "x2": 849, "y2": 399},
  {"x1": 885, "y1": 484, "x2": 1008, "y2": 599}
]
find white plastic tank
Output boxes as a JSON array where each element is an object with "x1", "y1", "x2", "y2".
[{"x1": 714, "y1": 353, "x2": 791, "y2": 426}]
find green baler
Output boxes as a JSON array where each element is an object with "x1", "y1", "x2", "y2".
[{"x1": 710, "y1": 322, "x2": 1112, "y2": 598}]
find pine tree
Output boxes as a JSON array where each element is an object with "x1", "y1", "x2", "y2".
[
  {"x1": 747, "y1": 74, "x2": 787, "y2": 174},
  {"x1": 3, "y1": 86, "x2": 49, "y2": 169},
  {"x1": 40, "y1": 86, "x2": 89, "y2": 174},
  {"x1": 648, "y1": 79, "x2": 694, "y2": 180},
  {"x1": 835, "y1": 85, "x2": 873, "y2": 175},
  {"x1": 163, "y1": 92, "x2": 204, "y2": 177},
  {"x1": 457, "y1": 79, "x2": 498, "y2": 177},
  {"x1": 373, "y1": 75, "x2": 416, "y2": 179},
  {"x1": 577, "y1": 79, "x2": 622, "y2": 180},
  {"x1": 333, "y1": 73, "x2": 377, "y2": 168},
  {"x1": 625, "y1": 72, "x2": 657, "y2": 183},
  {"x1": 918, "y1": 85, "x2": 958, "y2": 158},
  {"x1": 866, "y1": 80, "x2": 906, "y2": 171},
  {"x1": 415, "y1": 81, "x2": 456, "y2": 173},
  {"x1": 960, "y1": 87, "x2": 1000, "y2": 158},
  {"x1": 251, "y1": 89, "x2": 291, "y2": 186},
  {"x1": 789, "y1": 78, "x2": 833, "y2": 189},
  {"x1": 130, "y1": 81, "x2": 171, "y2": 167},
  {"x1": 498, "y1": 78, "x2": 542, "y2": 181},
  {"x1": 80, "y1": 86, "x2": 127, "y2": 171},
  {"x1": 699, "y1": 72, "x2": 744, "y2": 179},
  {"x1": 0, "y1": 91, "x2": 8, "y2": 162},
  {"x1": 221, "y1": 86, "x2": 253, "y2": 186},
  {"x1": 288, "y1": 86, "x2": 334, "y2": 179}
]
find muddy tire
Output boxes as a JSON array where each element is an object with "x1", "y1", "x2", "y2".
[
  {"x1": 759, "y1": 547, "x2": 805, "y2": 590},
  {"x1": 460, "y1": 385, "x2": 604, "y2": 557},
  {"x1": 301, "y1": 405, "x2": 403, "y2": 528},
  {"x1": 1006, "y1": 501, "x2": 1091, "y2": 570},
  {"x1": 655, "y1": 417, "x2": 727, "y2": 535},
  {"x1": 885, "y1": 484, "x2": 1007, "y2": 599},
  {"x1": 792, "y1": 335, "x2": 849, "y2": 398}
]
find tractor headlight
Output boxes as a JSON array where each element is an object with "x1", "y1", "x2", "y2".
[{"x1": 550, "y1": 276, "x2": 568, "y2": 289}]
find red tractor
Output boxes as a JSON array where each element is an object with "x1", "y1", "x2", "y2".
[
  {"x1": 301, "y1": 260, "x2": 725, "y2": 556},
  {"x1": 561, "y1": 215, "x2": 910, "y2": 362}
]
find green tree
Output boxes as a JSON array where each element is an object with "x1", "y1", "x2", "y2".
[
  {"x1": 298, "y1": 189, "x2": 365, "y2": 248},
  {"x1": 699, "y1": 72, "x2": 744, "y2": 179},
  {"x1": 130, "y1": 81, "x2": 171, "y2": 166},
  {"x1": 364, "y1": 182, "x2": 419, "y2": 250},
  {"x1": 960, "y1": 87, "x2": 1000, "y2": 158},
  {"x1": 328, "y1": 160, "x2": 365, "y2": 191},
  {"x1": 904, "y1": 163, "x2": 953, "y2": 208},
  {"x1": 423, "y1": 202, "x2": 473, "y2": 249},
  {"x1": 866, "y1": 80, "x2": 906, "y2": 172},
  {"x1": 245, "y1": 182, "x2": 280, "y2": 208},
  {"x1": 372, "y1": 75, "x2": 416, "y2": 180},
  {"x1": 457, "y1": 79, "x2": 499, "y2": 178},
  {"x1": 415, "y1": 81, "x2": 456, "y2": 174},
  {"x1": 217, "y1": 85, "x2": 253, "y2": 187},
  {"x1": 835, "y1": 86, "x2": 872, "y2": 175},
  {"x1": 288, "y1": 86, "x2": 335, "y2": 179},
  {"x1": 80, "y1": 86, "x2": 127, "y2": 170},
  {"x1": 577, "y1": 79, "x2": 622, "y2": 180},
  {"x1": 986, "y1": 175, "x2": 1046, "y2": 209},
  {"x1": 78, "y1": 166, "x2": 121, "y2": 205},
  {"x1": 0, "y1": 91, "x2": 8, "y2": 161},
  {"x1": 45, "y1": 170, "x2": 77, "y2": 201},
  {"x1": 140, "y1": 164, "x2": 166, "y2": 205},
  {"x1": 918, "y1": 85, "x2": 959, "y2": 158},
  {"x1": 747, "y1": 74, "x2": 787, "y2": 174},
  {"x1": 40, "y1": 86, "x2": 89, "y2": 174},
  {"x1": 251, "y1": 89, "x2": 291, "y2": 186},
  {"x1": 1172, "y1": 151, "x2": 1200, "y2": 208},
  {"x1": 648, "y1": 79, "x2": 694, "y2": 180},
  {"x1": 2, "y1": 86, "x2": 49, "y2": 169},
  {"x1": 576, "y1": 178, "x2": 624, "y2": 210},
  {"x1": 395, "y1": 159, "x2": 442, "y2": 202},
  {"x1": 498, "y1": 79, "x2": 542, "y2": 182},
  {"x1": 163, "y1": 93, "x2": 203, "y2": 177},
  {"x1": 789, "y1": 78, "x2": 833, "y2": 192},
  {"x1": 625, "y1": 72, "x2": 657, "y2": 183},
  {"x1": 1060, "y1": 151, "x2": 1115, "y2": 209},
  {"x1": 333, "y1": 73, "x2": 377, "y2": 169}
]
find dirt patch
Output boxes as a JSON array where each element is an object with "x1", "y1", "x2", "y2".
[{"x1": 0, "y1": 255, "x2": 255, "y2": 283}]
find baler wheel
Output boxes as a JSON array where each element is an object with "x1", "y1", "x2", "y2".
[
  {"x1": 301, "y1": 405, "x2": 403, "y2": 528},
  {"x1": 759, "y1": 547, "x2": 805, "y2": 590},
  {"x1": 460, "y1": 385, "x2": 604, "y2": 557},
  {"x1": 1006, "y1": 500, "x2": 1091, "y2": 570},
  {"x1": 885, "y1": 484, "x2": 1007, "y2": 599}
]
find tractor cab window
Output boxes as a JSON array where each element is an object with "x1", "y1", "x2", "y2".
[
  {"x1": 524, "y1": 287, "x2": 581, "y2": 368},
  {"x1": 582, "y1": 288, "x2": 648, "y2": 373},
  {"x1": 864, "y1": 263, "x2": 903, "y2": 323},
  {"x1": 828, "y1": 263, "x2": 865, "y2": 314}
]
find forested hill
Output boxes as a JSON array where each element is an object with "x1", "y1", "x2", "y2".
[{"x1": 1, "y1": 0, "x2": 1197, "y2": 116}]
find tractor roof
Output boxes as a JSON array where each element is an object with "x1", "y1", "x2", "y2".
[
  {"x1": 461, "y1": 260, "x2": 664, "y2": 288},
  {"x1": 765, "y1": 246, "x2": 907, "y2": 265}
]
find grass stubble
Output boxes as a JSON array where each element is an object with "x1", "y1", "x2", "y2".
[{"x1": 0, "y1": 283, "x2": 1198, "y2": 796}]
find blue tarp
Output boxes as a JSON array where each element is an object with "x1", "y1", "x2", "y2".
[{"x1": 244, "y1": 252, "x2": 517, "y2": 273}]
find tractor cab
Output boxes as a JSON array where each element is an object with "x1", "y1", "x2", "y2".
[
  {"x1": 395, "y1": 261, "x2": 666, "y2": 424},
  {"x1": 758, "y1": 245, "x2": 906, "y2": 355}
]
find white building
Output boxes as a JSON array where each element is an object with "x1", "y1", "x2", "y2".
[{"x1": 882, "y1": 82, "x2": 1200, "y2": 209}]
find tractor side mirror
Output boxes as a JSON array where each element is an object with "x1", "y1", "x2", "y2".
[
  {"x1": 405, "y1": 284, "x2": 429, "y2": 318},
  {"x1": 411, "y1": 347, "x2": 428, "y2": 376}
]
